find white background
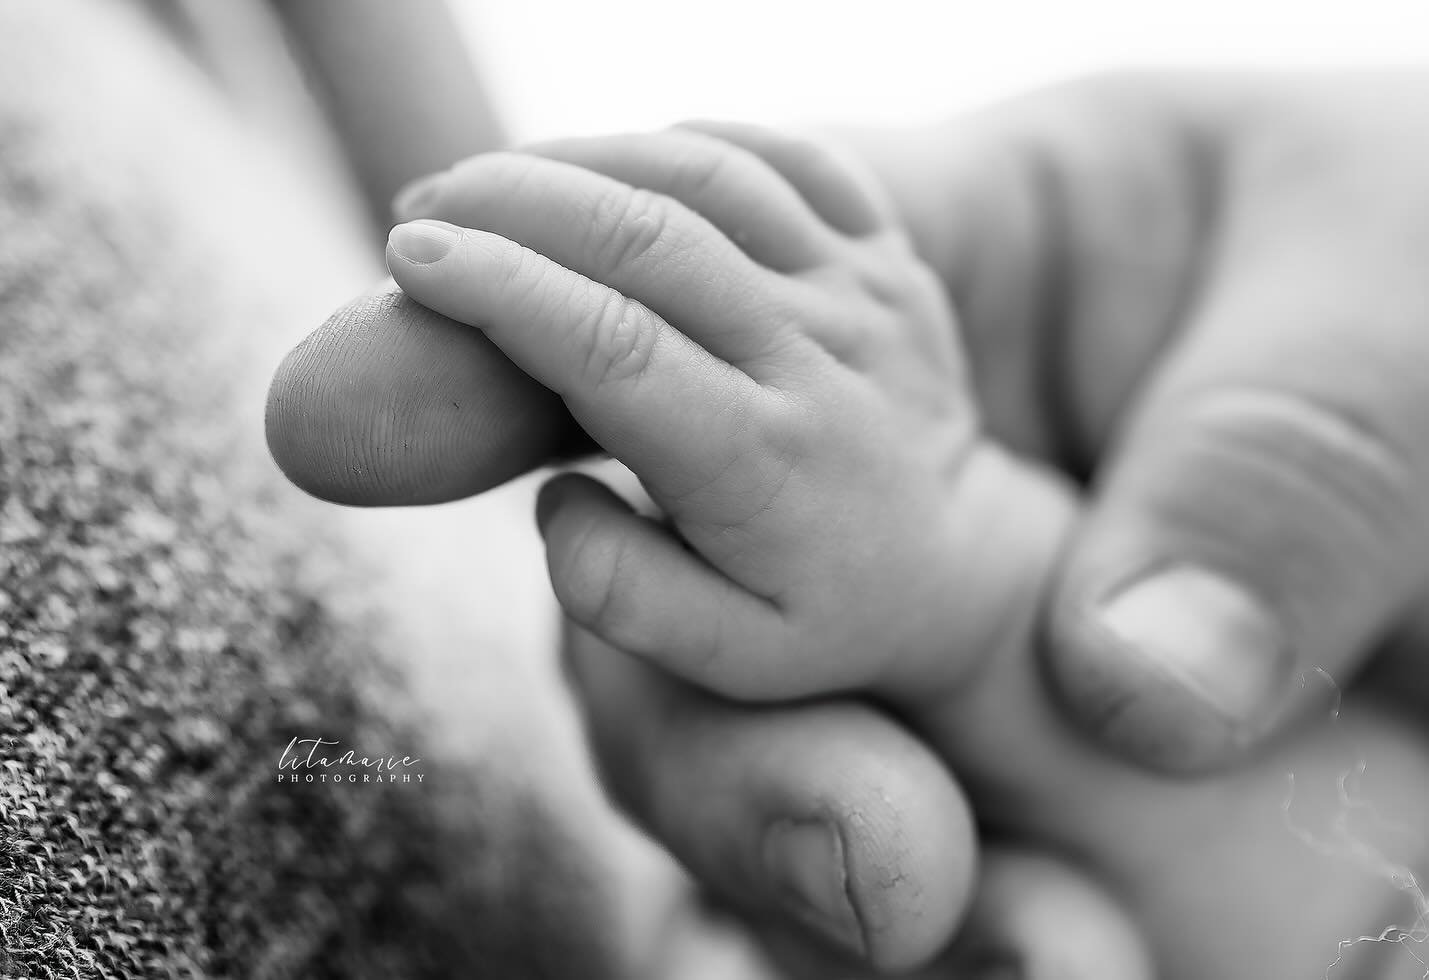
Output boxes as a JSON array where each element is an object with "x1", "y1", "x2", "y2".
[{"x1": 455, "y1": 0, "x2": 1429, "y2": 143}]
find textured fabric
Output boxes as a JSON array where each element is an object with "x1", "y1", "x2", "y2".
[{"x1": 0, "y1": 2, "x2": 625, "y2": 976}]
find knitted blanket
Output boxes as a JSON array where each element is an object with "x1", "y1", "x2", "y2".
[{"x1": 0, "y1": 2, "x2": 630, "y2": 976}]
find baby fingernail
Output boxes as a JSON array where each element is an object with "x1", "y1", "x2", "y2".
[
  {"x1": 534, "y1": 481, "x2": 568, "y2": 535},
  {"x1": 763, "y1": 819, "x2": 866, "y2": 959},
  {"x1": 1096, "y1": 564, "x2": 1287, "y2": 728},
  {"x1": 392, "y1": 172, "x2": 446, "y2": 218},
  {"x1": 388, "y1": 220, "x2": 460, "y2": 265}
]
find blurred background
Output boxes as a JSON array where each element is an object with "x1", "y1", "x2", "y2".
[{"x1": 455, "y1": 0, "x2": 1429, "y2": 143}]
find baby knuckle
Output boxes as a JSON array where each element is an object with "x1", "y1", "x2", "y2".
[
  {"x1": 776, "y1": 133, "x2": 832, "y2": 171},
  {"x1": 593, "y1": 186, "x2": 670, "y2": 275},
  {"x1": 738, "y1": 394, "x2": 815, "y2": 507},
  {"x1": 672, "y1": 143, "x2": 732, "y2": 201},
  {"x1": 577, "y1": 294, "x2": 658, "y2": 388},
  {"x1": 855, "y1": 247, "x2": 939, "y2": 311}
]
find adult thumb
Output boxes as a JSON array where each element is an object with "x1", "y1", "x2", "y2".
[{"x1": 1048, "y1": 196, "x2": 1429, "y2": 772}]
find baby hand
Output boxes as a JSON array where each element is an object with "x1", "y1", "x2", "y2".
[{"x1": 385, "y1": 122, "x2": 1072, "y2": 700}]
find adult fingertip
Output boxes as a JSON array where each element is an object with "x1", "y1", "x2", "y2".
[
  {"x1": 1049, "y1": 561, "x2": 1293, "y2": 772},
  {"x1": 761, "y1": 808, "x2": 969, "y2": 975},
  {"x1": 786, "y1": 713, "x2": 977, "y2": 973},
  {"x1": 264, "y1": 284, "x2": 569, "y2": 505}
]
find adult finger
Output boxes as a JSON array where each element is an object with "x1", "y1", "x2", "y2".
[
  {"x1": 265, "y1": 283, "x2": 575, "y2": 504},
  {"x1": 566, "y1": 626, "x2": 977, "y2": 974},
  {"x1": 837, "y1": 76, "x2": 1429, "y2": 770}
]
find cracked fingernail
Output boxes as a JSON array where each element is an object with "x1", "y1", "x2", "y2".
[{"x1": 763, "y1": 818, "x2": 866, "y2": 959}]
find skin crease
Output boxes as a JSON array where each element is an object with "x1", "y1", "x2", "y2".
[{"x1": 264, "y1": 77, "x2": 1429, "y2": 977}]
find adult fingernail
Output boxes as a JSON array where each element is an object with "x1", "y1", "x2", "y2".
[
  {"x1": 763, "y1": 819, "x2": 866, "y2": 959},
  {"x1": 1095, "y1": 564, "x2": 1288, "y2": 727},
  {"x1": 388, "y1": 220, "x2": 460, "y2": 265},
  {"x1": 392, "y1": 172, "x2": 446, "y2": 219}
]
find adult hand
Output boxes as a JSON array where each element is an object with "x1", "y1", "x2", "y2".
[{"x1": 846, "y1": 71, "x2": 1429, "y2": 770}]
